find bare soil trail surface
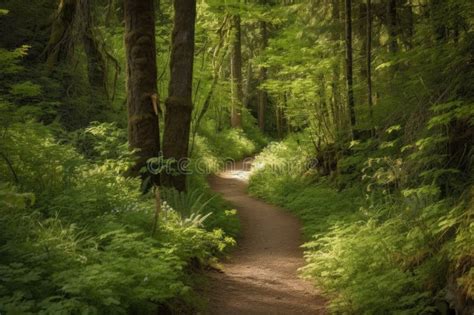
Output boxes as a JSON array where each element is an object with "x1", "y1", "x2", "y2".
[{"x1": 205, "y1": 160, "x2": 326, "y2": 315}]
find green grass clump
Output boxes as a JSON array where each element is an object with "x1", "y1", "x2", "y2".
[
  {"x1": 250, "y1": 171, "x2": 361, "y2": 238},
  {"x1": 248, "y1": 139, "x2": 362, "y2": 237}
]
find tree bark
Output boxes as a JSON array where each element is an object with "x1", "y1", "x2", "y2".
[
  {"x1": 230, "y1": 14, "x2": 243, "y2": 128},
  {"x1": 257, "y1": 13, "x2": 268, "y2": 131},
  {"x1": 124, "y1": 0, "x2": 160, "y2": 184},
  {"x1": 404, "y1": 0, "x2": 414, "y2": 49},
  {"x1": 331, "y1": 0, "x2": 343, "y2": 132},
  {"x1": 46, "y1": 0, "x2": 77, "y2": 68},
  {"x1": 82, "y1": 0, "x2": 108, "y2": 114},
  {"x1": 82, "y1": 0, "x2": 107, "y2": 95},
  {"x1": 161, "y1": 0, "x2": 197, "y2": 192},
  {"x1": 345, "y1": 0, "x2": 356, "y2": 130},
  {"x1": 367, "y1": 0, "x2": 374, "y2": 131},
  {"x1": 276, "y1": 93, "x2": 287, "y2": 139},
  {"x1": 387, "y1": 0, "x2": 398, "y2": 53},
  {"x1": 276, "y1": 104, "x2": 282, "y2": 139},
  {"x1": 83, "y1": 32, "x2": 107, "y2": 94},
  {"x1": 358, "y1": 2, "x2": 367, "y2": 81}
]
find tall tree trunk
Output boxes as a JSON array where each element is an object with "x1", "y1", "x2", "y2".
[
  {"x1": 82, "y1": 0, "x2": 107, "y2": 93},
  {"x1": 257, "y1": 14, "x2": 268, "y2": 131},
  {"x1": 387, "y1": 0, "x2": 398, "y2": 53},
  {"x1": 431, "y1": 0, "x2": 451, "y2": 42},
  {"x1": 358, "y1": 2, "x2": 367, "y2": 82},
  {"x1": 357, "y1": 0, "x2": 368, "y2": 130},
  {"x1": 243, "y1": 61, "x2": 253, "y2": 108},
  {"x1": 276, "y1": 93, "x2": 287, "y2": 139},
  {"x1": 82, "y1": 0, "x2": 108, "y2": 117},
  {"x1": 83, "y1": 32, "x2": 107, "y2": 94},
  {"x1": 331, "y1": 0, "x2": 342, "y2": 132},
  {"x1": 46, "y1": 0, "x2": 77, "y2": 68},
  {"x1": 276, "y1": 104, "x2": 282, "y2": 139},
  {"x1": 404, "y1": 0, "x2": 414, "y2": 49},
  {"x1": 124, "y1": 0, "x2": 160, "y2": 184},
  {"x1": 161, "y1": 0, "x2": 197, "y2": 192},
  {"x1": 345, "y1": 0, "x2": 356, "y2": 131},
  {"x1": 230, "y1": 14, "x2": 243, "y2": 128},
  {"x1": 367, "y1": 0, "x2": 374, "y2": 131}
]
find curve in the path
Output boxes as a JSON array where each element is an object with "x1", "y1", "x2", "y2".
[{"x1": 205, "y1": 160, "x2": 326, "y2": 315}]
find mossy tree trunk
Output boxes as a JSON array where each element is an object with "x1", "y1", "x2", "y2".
[
  {"x1": 47, "y1": 0, "x2": 108, "y2": 118},
  {"x1": 82, "y1": 0, "x2": 108, "y2": 116},
  {"x1": 161, "y1": 0, "x2": 197, "y2": 192},
  {"x1": 46, "y1": 0, "x2": 76, "y2": 68},
  {"x1": 124, "y1": 0, "x2": 160, "y2": 184}
]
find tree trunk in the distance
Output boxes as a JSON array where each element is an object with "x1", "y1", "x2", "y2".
[
  {"x1": 367, "y1": 0, "x2": 374, "y2": 131},
  {"x1": 83, "y1": 0, "x2": 108, "y2": 117},
  {"x1": 230, "y1": 14, "x2": 243, "y2": 129},
  {"x1": 124, "y1": 0, "x2": 160, "y2": 184},
  {"x1": 331, "y1": 0, "x2": 343, "y2": 132},
  {"x1": 161, "y1": 0, "x2": 197, "y2": 192},
  {"x1": 257, "y1": 17, "x2": 268, "y2": 131},
  {"x1": 387, "y1": 0, "x2": 398, "y2": 53},
  {"x1": 345, "y1": 0, "x2": 356, "y2": 132},
  {"x1": 46, "y1": 0, "x2": 76, "y2": 68},
  {"x1": 358, "y1": 1, "x2": 367, "y2": 82}
]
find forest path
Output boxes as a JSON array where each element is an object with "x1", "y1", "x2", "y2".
[{"x1": 204, "y1": 160, "x2": 326, "y2": 314}]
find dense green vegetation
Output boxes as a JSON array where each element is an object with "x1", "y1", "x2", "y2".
[
  {"x1": 0, "y1": 1, "x2": 261, "y2": 313},
  {"x1": 245, "y1": 1, "x2": 473, "y2": 313},
  {"x1": 1, "y1": 0, "x2": 472, "y2": 314},
  {"x1": 0, "y1": 112, "x2": 245, "y2": 312},
  {"x1": 249, "y1": 133, "x2": 472, "y2": 313}
]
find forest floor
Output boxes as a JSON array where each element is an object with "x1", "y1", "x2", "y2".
[{"x1": 204, "y1": 160, "x2": 327, "y2": 314}]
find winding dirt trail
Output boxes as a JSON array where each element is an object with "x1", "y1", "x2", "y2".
[{"x1": 205, "y1": 160, "x2": 326, "y2": 314}]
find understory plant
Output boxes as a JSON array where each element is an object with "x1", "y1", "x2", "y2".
[
  {"x1": 0, "y1": 121, "x2": 236, "y2": 314},
  {"x1": 248, "y1": 104, "x2": 473, "y2": 314}
]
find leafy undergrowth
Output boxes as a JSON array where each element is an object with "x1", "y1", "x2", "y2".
[
  {"x1": 0, "y1": 120, "x2": 244, "y2": 314},
  {"x1": 248, "y1": 128, "x2": 473, "y2": 314},
  {"x1": 188, "y1": 113, "x2": 267, "y2": 238},
  {"x1": 191, "y1": 112, "x2": 268, "y2": 169},
  {"x1": 249, "y1": 143, "x2": 360, "y2": 239}
]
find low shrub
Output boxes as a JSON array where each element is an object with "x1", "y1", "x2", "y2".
[
  {"x1": 0, "y1": 122, "x2": 236, "y2": 314},
  {"x1": 248, "y1": 129, "x2": 473, "y2": 314}
]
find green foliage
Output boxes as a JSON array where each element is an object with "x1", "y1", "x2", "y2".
[
  {"x1": 0, "y1": 183, "x2": 34, "y2": 208},
  {"x1": 301, "y1": 217, "x2": 436, "y2": 314},
  {"x1": 161, "y1": 187, "x2": 215, "y2": 222},
  {"x1": 249, "y1": 137, "x2": 362, "y2": 239},
  {"x1": 2, "y1": 0, "x2": 472, "y2": 313},
  {"x1": 300, "y1": 192, "x2": 473, "y2": 314},
  {"x1": 9, "y1": 81, "x2": 42, "y2": 98},
  {"x1": 0, "y1": 121, "x2": 235, "y2": 314},
  {"x1": 73, "y1": 122, "x2": 130, "y2": 161},
  {"x1": 197, "y1": 125, "x2": 259, "y2": 161},
  {"x1": 0, "y1": 45, "x2": 29, "y2": 74},
  {"x1": 249, "y1": 99, "x2": 473, "y2": 313}
]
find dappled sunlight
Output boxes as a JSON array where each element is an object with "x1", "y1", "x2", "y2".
[
  {"x1": 218, "y1": 169, "x2": 251, "y2": 182},
  {"x1": 1, "y1": 0, "x2": 471, "y2": 313}
]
